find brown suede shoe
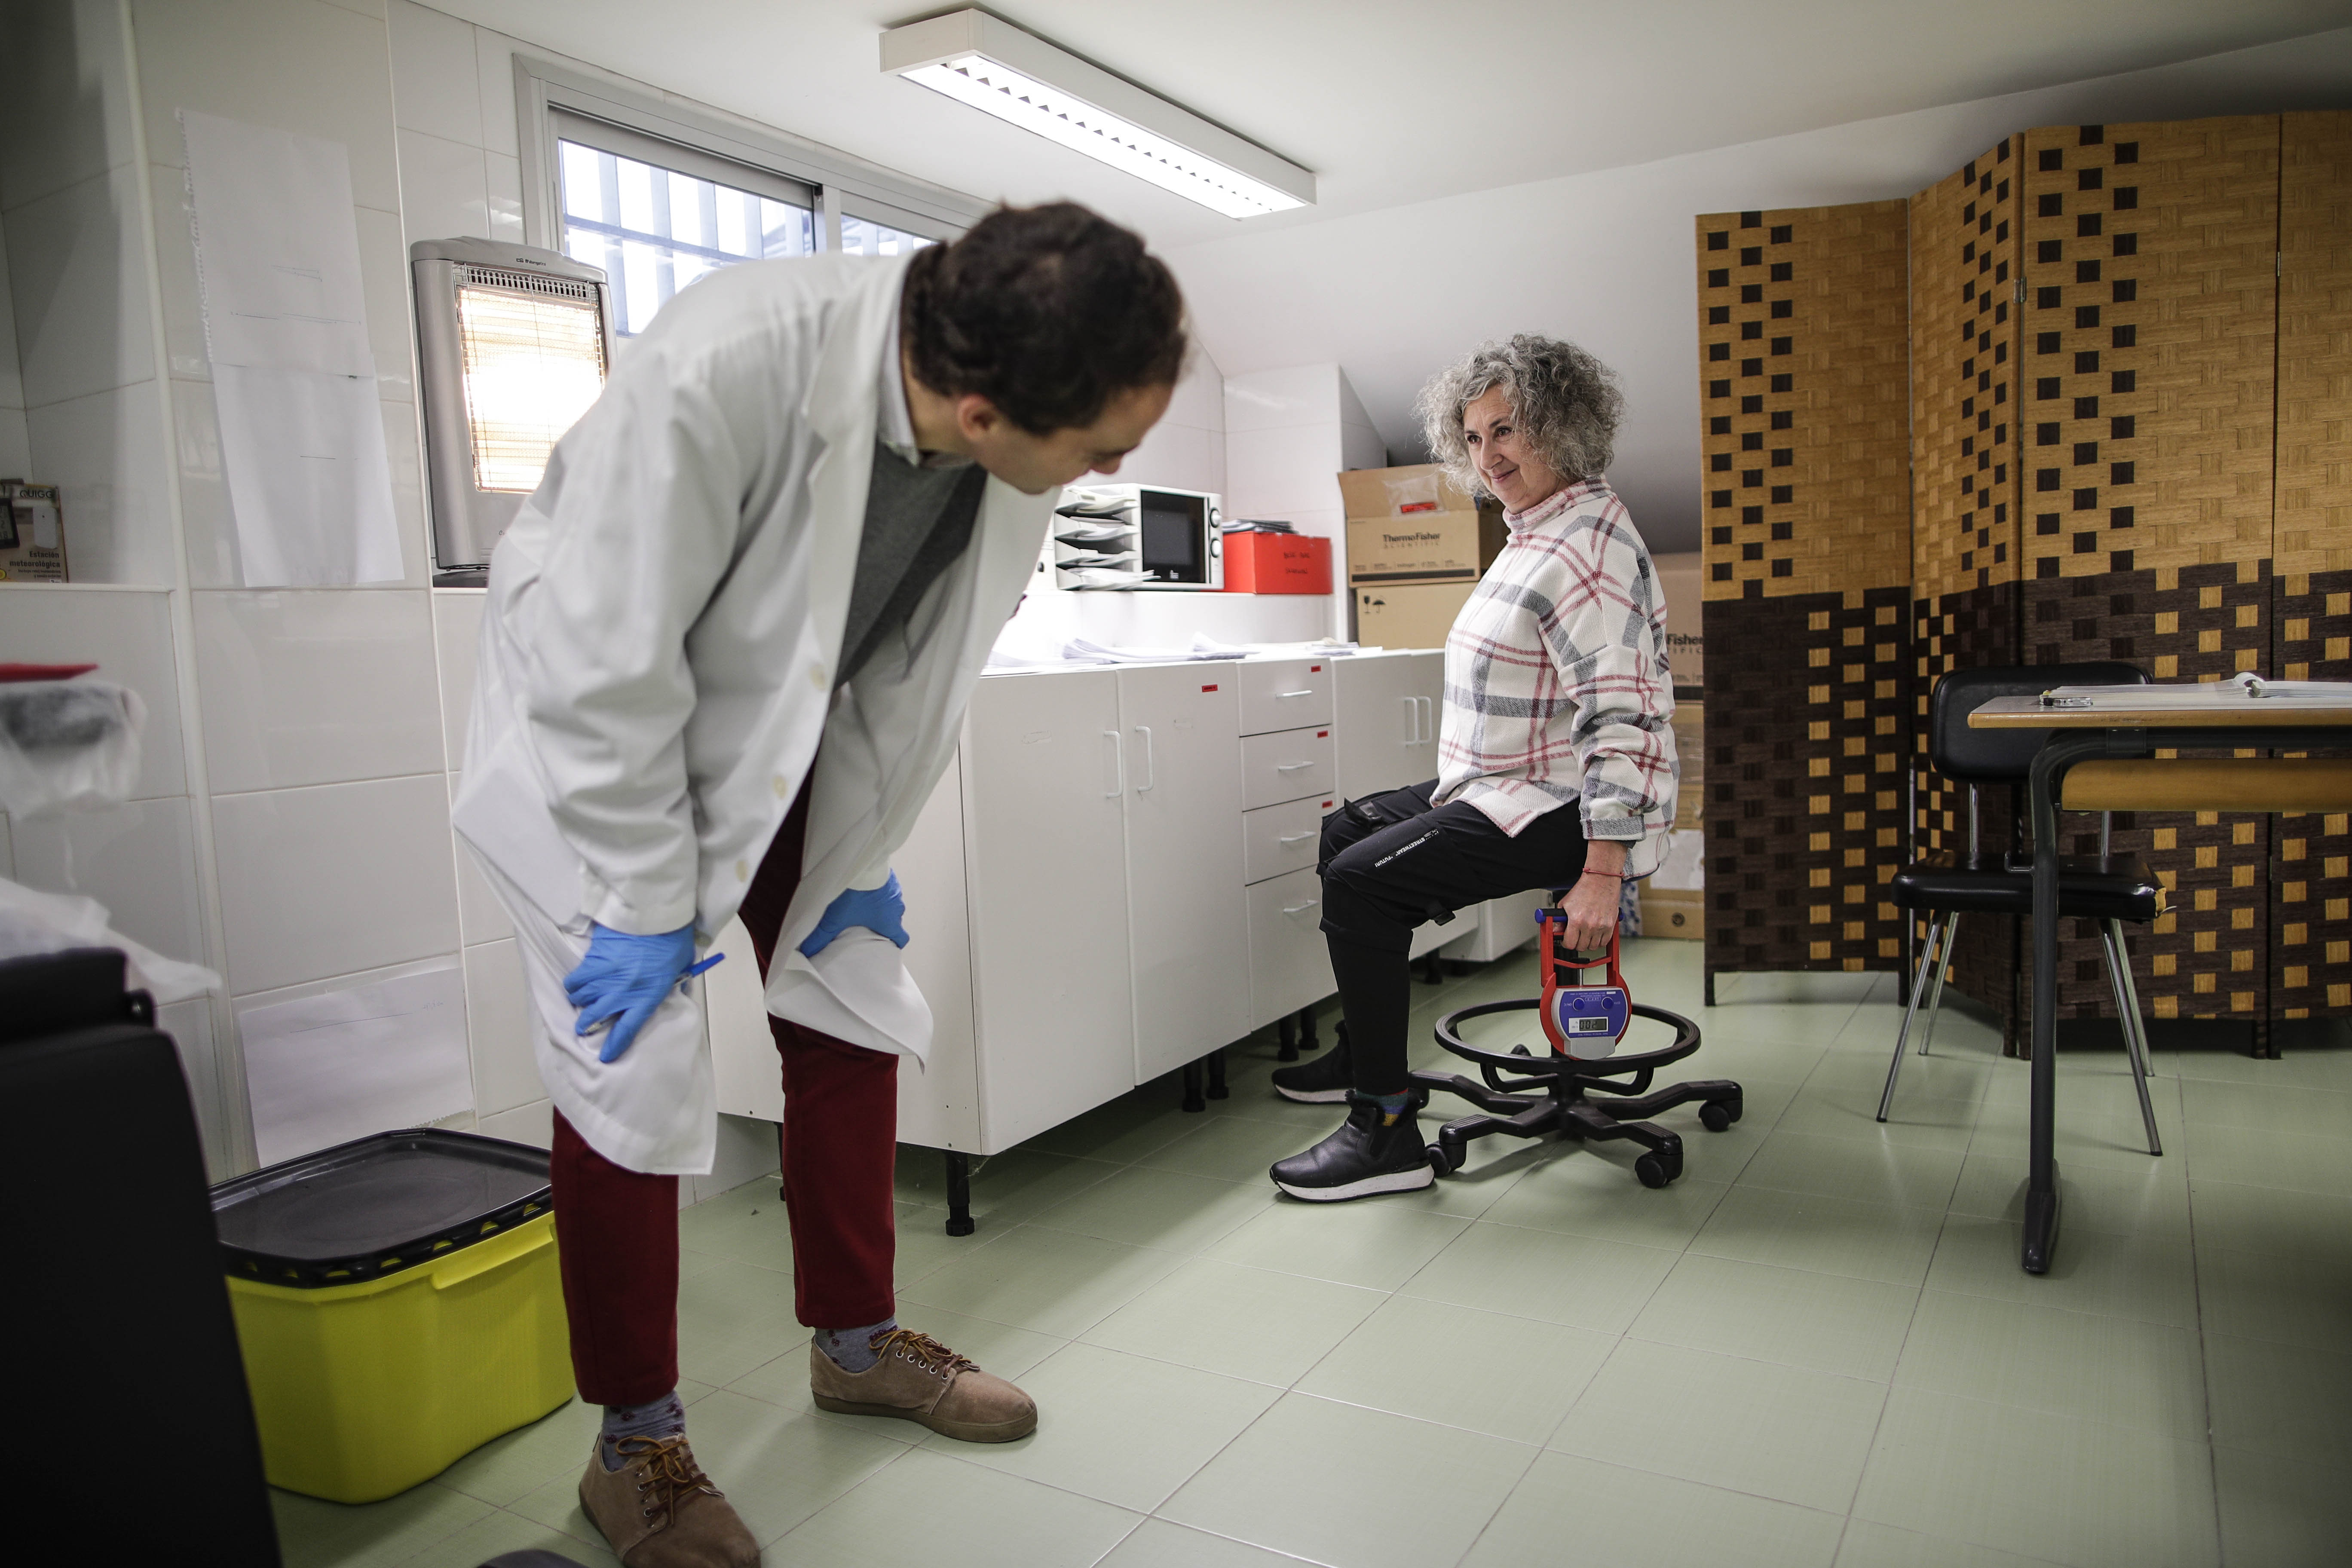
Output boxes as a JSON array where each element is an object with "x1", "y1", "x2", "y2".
[
  {"x1": 576, "y1": 1434, "x2": 759, "y2": 1568},
  {"x1": 809, "y1": 1328, "x2": 1038, "y2": 1442}
]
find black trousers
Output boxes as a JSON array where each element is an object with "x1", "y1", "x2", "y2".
[{"x1": 1318, "y1": 780, "x2": 1591, "y2": 1095}]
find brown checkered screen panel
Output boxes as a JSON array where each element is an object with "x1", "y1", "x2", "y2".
[
  {"x1": 1694, "y1": 201, "x2": 1911, "y2": 979},
  {"x1": 2018, "y1": 117, "x2": 2282, "y2": 1021},
  {"x1": 2273, "y1": 111, "x2": 2352, "y2": 1019},
  {"x1": 1908, "y1": 142, "x2": 2027, "y2": 1026}
]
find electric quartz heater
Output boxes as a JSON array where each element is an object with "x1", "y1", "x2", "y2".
[{"x1": 411, "y1": 239, "x2": 614, "y2": 584}]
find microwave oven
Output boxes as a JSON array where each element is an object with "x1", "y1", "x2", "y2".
[{"x1": 1052, "y1": 484, "x2": 1223, "y2": 591}]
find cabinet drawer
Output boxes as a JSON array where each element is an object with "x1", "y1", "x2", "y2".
[
  {"x1": 1247, "y1": 867, "x2": 1335, "y2": 1028},
  {"x1": 1241, "y1": 723, "x2": 1335, "y2": 811},
  {"x1": 1243, "y1": 794, "x2": 1332, "y2": 884},
  {"x1": 1237, "y1": 656, "x2": 1334, "y2": 735}
]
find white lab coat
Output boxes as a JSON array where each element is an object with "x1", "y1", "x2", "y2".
[{"x1": 454, "y1": 254, "x2": 1054, "y2": 1174}]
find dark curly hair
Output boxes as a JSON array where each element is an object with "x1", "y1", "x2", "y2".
[
  {"x1": 1417, "y1": 334, "x2": 1623, "y2": 497},
  {"x1": 901, "y1": 202, "x2": 1187, "y2": 435}
]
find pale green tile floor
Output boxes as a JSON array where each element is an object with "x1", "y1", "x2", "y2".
[{"x1": 272, "y1": 939, "x2": 2352, "y2": 1568}]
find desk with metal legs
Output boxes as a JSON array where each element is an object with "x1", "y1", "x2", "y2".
[{"x1": 1970, "y1": 692, "x2": 2352, "y2": 1274}]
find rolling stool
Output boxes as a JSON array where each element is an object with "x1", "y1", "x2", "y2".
[{"x1": 1415, "y1": 907, "x2": 1741, "y2": 1188}]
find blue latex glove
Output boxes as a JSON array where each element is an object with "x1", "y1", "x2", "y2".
[
  {"x1": 798, "y1": 873, "x2": 910, "y2": 959},
  {"x1": 564, "y1": 923, "x2": 722, "y2": 1063}
]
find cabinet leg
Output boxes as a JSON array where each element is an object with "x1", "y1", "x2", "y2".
[
  {"x1": 943, "y1": 1150, "x2": 974, "y2": 1237},
  {"x1": 1181, "y1": 1060, "x2": 1207, "y2": 1113},
  {"x1": 1704, "y1": 971, "x2": 1716, "y2": 1008},
  {"x1": 1277, "y1": 1016, "x2": 1299, "y2": 1062},
  {"x1": 1297, "y1": 1004, "x2": 1319, "y2": 1053},
  {"x1": 1205, "y1": 1047, "x2": 1229, "y2": 1100}
]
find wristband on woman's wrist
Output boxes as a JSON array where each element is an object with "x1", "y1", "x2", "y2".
[{"x1": 1580, "y1": 868, "x2": 1629, "y2": 882}]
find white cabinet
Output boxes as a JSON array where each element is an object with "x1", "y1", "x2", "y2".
[
  {"x1": 1333, "y1": 648, "x2": 1442, "y2": 800},
  {"x1": 1243, "y1": 795, "x2": 1325, "y2": 884},
  {"x1": 1116, "y1": 663, "x2": 1248, "y2": 1083},
  {"x1": 1237, "y1": 656, "x2": 1334, "y2": 735},
  {"x1": 959, "y1": 668, "x2": 1137, "y2": 1150},
  {"x1": 1240, "y1": 724, "x2": 1336, "y2": 810},
  {"x1": 1247, "y1": 867, "x2": 1333, "y2": 1027}
]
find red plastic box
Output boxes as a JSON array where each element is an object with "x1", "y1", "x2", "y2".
[{"x1": 1222, "y1": 532, "x2": 1332, "y2": 594}]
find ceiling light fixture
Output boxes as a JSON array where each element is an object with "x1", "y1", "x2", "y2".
[{"x1": 880, "y1": 10, "x2": 1313, "y2": 219}]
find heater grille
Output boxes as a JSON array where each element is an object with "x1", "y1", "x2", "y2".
[{"x1": 451, "y1": 279, "x2": 607, "y2": 495}]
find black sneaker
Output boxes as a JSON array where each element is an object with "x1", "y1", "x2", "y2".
[
  {"x1": 1271, "y1": 1023, "x2": 1351, "y2": 1103},
  {"x1": 1269, "y1": 1092, "x2": 1435, "y2": 1201}
]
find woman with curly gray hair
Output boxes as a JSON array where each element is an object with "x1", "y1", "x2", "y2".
[{"x1": 1267, "y1": 334, "x2": 1680, "y2": 1202}]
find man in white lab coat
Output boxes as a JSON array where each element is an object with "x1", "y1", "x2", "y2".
[{"x1": 454, "y1": 203, "x2": 1182, "y2": 1568}]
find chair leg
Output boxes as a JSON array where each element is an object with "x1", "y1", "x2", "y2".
[
  {"x1": 1917, "y1": 911, "x2": 1959, "y2": 1057},
  {"x1": 2111, "y1": 919, "x2": 2153, "y2": 1077},
  {"x1": 2103, "y1": 919, "x2": 2162, "y2": 1157},
  {"x1": 1878, "y1": 913, "x2": 1950, "y2": 1123}
]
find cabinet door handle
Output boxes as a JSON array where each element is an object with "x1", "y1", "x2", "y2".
[
  {"x1": 1275, "y1": 760, "x2": 1315, "y2": 772},
  {"x1": 1417, "y1": 696, "x2": 1436, "y2": 743},
  {"x1": 1278, "y1": 689, "x2": 1315, "y2": 699},
  {"x1": 1281, "y1": 898, "x2": 1322, "y2": 915},
  {"x1": 1278, "y1": 830, "x2": 1315, "y2": 844},
  {"x1": 1400, "y1": 695, "x2": 1417, "y2": 744},
  {"x1": 1102, "y1": 730, "x2": 1124, "y2": 797},
  {"x1": 1132, "y1": 725, "x2": 1156, "y2": 791}
]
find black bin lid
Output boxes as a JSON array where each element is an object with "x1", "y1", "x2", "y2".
[{"x1": 209, "y1": 1129, "x2": 551, "y2": 1289}]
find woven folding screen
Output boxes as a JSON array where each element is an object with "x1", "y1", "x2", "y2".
[{"x1": 1694, "y1": 203, "x2": 1912, "y2": 988}]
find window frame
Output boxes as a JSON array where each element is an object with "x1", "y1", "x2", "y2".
[{"x1": 514, "y1": 53, "x2": 986, "y2": 262}]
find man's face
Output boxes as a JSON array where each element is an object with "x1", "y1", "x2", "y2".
[{"x1": 957, "y1": 382, "x2": 1175, "y2": 496}]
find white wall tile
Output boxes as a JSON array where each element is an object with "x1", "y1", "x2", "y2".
[
  {"x1": 1342, "y1": 420, "x2": 1387, "y2": 471},
  {"x1": 150, "y1": 165, "x2": 211, "y2": 382},
  {"x1": 474, "y1": 29, "x2": 522, "y2": 158},
  {"x1": 1114, "y1": 419, "x2": 1216, "y2": 499},
  {"x1": 0, "y1": 409, "x2": 27, "y2": 479},
  {"x1": 0, "y1": 0, "x2": 141, "y2": 213},
  {"x1": 211, "y1": 772, "x2": 460, "y2": 993},
  {"x1": 355, "y1": 205, "x2": 416, "y2": 402},
  {"x1": 9, "y1": 793, "x2": 204, "y2": 962},
  {"x1": 382, "y1": 395, "x2": 429, "y2": 585},
  {"x1": 167, "y1": 377, "x2": 238, "y2": 586},
  {"x1": 1168, "y1": 348, "x2": 1223, "y2": 432},
  {"x1": 129, "y1": 0, "x2": 403, "y2": 215},
  {"x1": 476, "y1": 1096, "x2": 551, "y2": 1148},
  {"x1": 24, "y1": 380, "x2": 173, "y2": 584},
  {"x1": 462, "y1": 936, "x2": 539, "y2": 1115},
  {"x1": 156, "y1": 995, "x2": 231, "y2": 1178},
  {"x1": 388, "y1": 0, "x2": 483, "y2": 147},
  {"x1": 431, "y1": 588, "x2": 482, "y2": 762},
  {"x1": 0, "y1": 583, "x2": 187, "y2": 799},
  {"x1": 1223, "y1": 423, "x2": 1346, "y2": 518},
  {"x1": 0, "y1": 812, "x2": 12, "y2": 879},
  {"x1": 395, "y1": 126, "x2": 489, "y2": 248},
  {"x1": 6, "y1": 165, "x2": 157, "y2": 408},
  {"x1": 1224, "y1": 365, "x2": 1341, "y2": 434},
  {"x1": 484, "y1": 152, "x2": 524, "y2": 242},
  {"x1": 194, "y1": 588, "x2": 445, "y2": 792}
]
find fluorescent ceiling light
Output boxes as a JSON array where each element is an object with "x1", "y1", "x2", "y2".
[{"x1": 882, "y1": 10, "x2": 1313, "y2": 219}]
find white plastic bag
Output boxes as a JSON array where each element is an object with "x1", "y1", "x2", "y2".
[
  {"x1": 0, "y1": 876, "x2": 220, "y2": 1003},
  {"x1": 0, "y1": 680, "x2": 146, "y2": 817}
]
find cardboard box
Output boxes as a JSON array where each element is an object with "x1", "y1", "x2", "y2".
[
  {"x1": 1346, "y1": 509, "x2": 1505, "y2": 585},
  {"x1": 1338, "y1": 462, "x2": 1484, "y2": 520},
  {"x1": 1638, "y1": 887, "x2": 1703, "y2": 941},
  {"x1": 1354, "y1": 580, "x2": 1473, "y2": 651},
  {"x1": 1222, "y1": 531, "x2": 1331, "y2": 594},
  {"x1": 0, "y1": 481, "x2": 68, "y2": 582},
  {"x1": 1654, "y1": 549, "x2": 1702, "y2": 691}
]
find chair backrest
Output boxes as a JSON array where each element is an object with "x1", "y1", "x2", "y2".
[{"x1": 1929, "y1": 662, "x2": 2149, "y2": 783}]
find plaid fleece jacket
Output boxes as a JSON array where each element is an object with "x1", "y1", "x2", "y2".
[{"x1": 1431, "y1": 476, "x2": 1679, "y2": 872}]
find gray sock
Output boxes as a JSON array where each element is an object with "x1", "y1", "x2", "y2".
[
  {"x1": 815, "y1": 1317, "x2": 897, "y2": 1374},
  {"x1": 599, "y1": 1390, "x2": 685, "y2": 1471}
]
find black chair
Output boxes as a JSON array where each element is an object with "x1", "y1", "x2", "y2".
[{"x1": 1877, "y1": 663, "x2": 2164, "y2": 1155}]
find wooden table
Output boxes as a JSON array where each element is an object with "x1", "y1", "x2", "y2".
[{"x1": 1969, "y1": 690, "x2": 2352, "y2": 1274}]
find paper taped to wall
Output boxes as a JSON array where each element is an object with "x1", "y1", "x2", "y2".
[
  {"x1": 183, "y1": 110, "x2": 402, "y2": 587},
  {"x1": 239, "y1": 961, "x2": 474, "y2": 1166}
]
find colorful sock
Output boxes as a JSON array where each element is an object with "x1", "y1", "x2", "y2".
[
  {"x1": 1369, "y1": 1090, "x2": 1413, "y2": 1126},
  {"x1": 815, "y1": 1317, "x2": 897, "y2": 1373},
  {"x1": 599, "y1": 1390, "x2": 684, "y2": 1471}
]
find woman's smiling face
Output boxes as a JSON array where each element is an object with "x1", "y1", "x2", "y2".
[{"x1": 1460, "y1": 386, "x2": 1567, "y2": 514}]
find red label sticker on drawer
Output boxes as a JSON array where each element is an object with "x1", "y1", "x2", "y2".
[
  {"x1": 1201, "y1": 683, "x2": 1218, "y2": 692},
  {"x1": 1317, "y1": 730, "x2": 1329, "y2": 738}
]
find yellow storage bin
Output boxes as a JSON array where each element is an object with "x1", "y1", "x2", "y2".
[{"x1": 212, "y1": 1131, "x2": 573, "y2": 1503}]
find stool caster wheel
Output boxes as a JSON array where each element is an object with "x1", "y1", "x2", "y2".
[
  {"x1": 1427, "y1": 1142, "x2": 1462, "y2": 1176},
  {"x1": 1635, "y1": 1152, "x2": 1680, "y2": 1189},
  {"x1": 1700, "y1": 1098, "x2": 1741, "y2": 1132}
]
